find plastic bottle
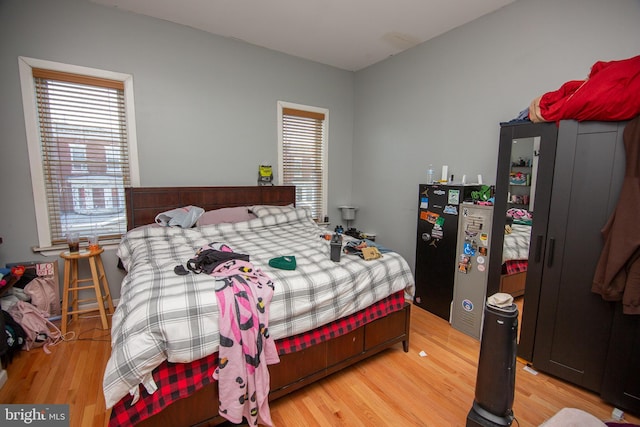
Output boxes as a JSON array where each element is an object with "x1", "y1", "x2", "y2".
[{"x1": 427, "y1": 164, "x2": 434, "y2": 184}]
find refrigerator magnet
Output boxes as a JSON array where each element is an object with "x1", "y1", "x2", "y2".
[
  {"x1": 420, "y1": 196, "x2": 429, "y2": 209},
  {"x1": 458, "y1": 255, "x2": 471, "y2": 273},
  {"x1": 464, "y1": 230, "x2": 478, "y2": 239},
  {"x1": 426, "y1": 211, "x2": 440, "y2": 224},
  {"x1": 463, "y1": 242, "x2": 476, "y2": 256},
  {"x1": 443, "y1": 205, "x2": 458, "y2": 215},
  {"x1": 448, "y1": 189, "x2": 460, "y2": 205}
]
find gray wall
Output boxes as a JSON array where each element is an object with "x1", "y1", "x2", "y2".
[
  {"x1": 0, "y1": 0, "x2": 354, "y2": 298},
  {"x1": 353, "y1": 0, "x2": 640, "y2": 269}
]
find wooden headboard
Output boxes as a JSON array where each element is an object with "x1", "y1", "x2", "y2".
[{"x1": 124, "y1": 186, "x2": 296, "y2": 230}]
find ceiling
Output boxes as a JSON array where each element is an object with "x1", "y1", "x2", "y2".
[{"x1": 91, "y1": 0, "x2": 515, "y2": 71}]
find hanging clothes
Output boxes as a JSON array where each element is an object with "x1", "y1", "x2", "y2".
[{"x1": 592, "y1": 115, "x2": 640, "y2": 314}]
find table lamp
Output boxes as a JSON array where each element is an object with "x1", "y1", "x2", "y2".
[{"x1": 339, "y1": 206, "x2": 358, "y2": 230}]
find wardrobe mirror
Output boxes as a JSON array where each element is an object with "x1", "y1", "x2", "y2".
[
  {"x1": 488, "y1": 122, "x2": 558, "y2": 359},
  {"x1": 488, "y1": 126, "x2": 548, "y2": 324},
  {"x1": 498, "y1": 136, "x2": 539, "y2": 302}
]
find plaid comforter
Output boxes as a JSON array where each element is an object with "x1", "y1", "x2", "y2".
[
  {"x1": 103, "y1": 207, "x2": 415, "y2": 408},
  {"x1": 502, "y1": 223, "x2": 532, "y2": 263}
]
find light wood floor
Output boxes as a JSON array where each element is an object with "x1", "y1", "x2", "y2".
[{"x1": 1, "y1": 306, "x2": 638, "y2": 427}]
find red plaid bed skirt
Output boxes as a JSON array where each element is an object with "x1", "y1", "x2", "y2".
[
  {"x1": 504, "y1": 259, "x2": 528, "y2": 275},
  {"x1": 108, "y1": 291, "x2": 405, "y2": 427}
]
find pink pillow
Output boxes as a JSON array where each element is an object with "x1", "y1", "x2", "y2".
[{"x1": 196, "y1": 207, "x2": 256, "y2": 226}]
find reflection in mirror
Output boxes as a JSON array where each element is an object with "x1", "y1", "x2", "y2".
[
  {"x1": 507, "y1": 137, "x2": 539, "y2": 214},
  {"x1": 501, "y1": 136, "x2": 539, "y2": 338}
]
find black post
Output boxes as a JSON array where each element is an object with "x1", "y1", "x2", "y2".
[{"x1": 466, "y1": 302, "x2": 518, "y2": 427}]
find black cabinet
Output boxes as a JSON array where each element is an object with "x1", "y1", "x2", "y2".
[
  {"x1": 600, "y1": 304, "x2": 640, "y2": 414},
  {"x1": 601, "y1": 303, "x2": 640, "y2": 412},
  {"x1": 490, "y1": 120, "x2": 633, "y2": 398},
  {"x1": 414, "y1": 184, "x2": 480, "y2": 320}
]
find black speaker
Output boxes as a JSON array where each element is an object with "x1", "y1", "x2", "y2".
[{"x1": 466, "y1": 302, "x2": 518, "y2": 426}]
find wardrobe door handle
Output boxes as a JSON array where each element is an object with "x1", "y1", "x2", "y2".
[
  {"x1": 547, "y1": 238, "x2": 555, "y2": 268},
  {"x1": 534, "y1": 235, "x2": 543, "y2": 262}
]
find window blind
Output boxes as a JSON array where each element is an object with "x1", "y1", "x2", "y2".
[
  {"x1": 281, "y1": 107, "x2": 325, "y2": 220},
  {"x1": 33, "y1": 68, "x2": 130, "y2": 244}
]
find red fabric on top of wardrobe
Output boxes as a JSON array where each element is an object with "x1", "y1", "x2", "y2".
[{"x1": 529, "y1": 55, "x2": 640, "y2": 124}]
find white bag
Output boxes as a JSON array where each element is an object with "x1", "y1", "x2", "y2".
[{"x1": 155, "y1": 205, "x2": 204, "y2": 228}]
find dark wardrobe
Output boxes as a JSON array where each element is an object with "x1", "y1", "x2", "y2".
[{"x1": 488, "y1": 119, "x2": 640, "y2": 414}]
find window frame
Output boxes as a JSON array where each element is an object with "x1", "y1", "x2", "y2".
[
  {"x1": 277, "y1": 100, "x2": 328, "y2": 221},
  {"x1": 18, "y1": 56, "x2": 140, "y2": 253}
]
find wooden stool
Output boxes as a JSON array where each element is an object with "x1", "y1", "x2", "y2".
[{"x1": 60, "y1": 248, "x2": 114, "y2": 334}]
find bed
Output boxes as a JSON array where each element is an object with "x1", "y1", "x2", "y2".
[
  {"x1": 499, "y1": 222, "x2": 532, "y2": 297},
  {"x1": 105, "y1": 186, "x2": 415, "y2": 427}
]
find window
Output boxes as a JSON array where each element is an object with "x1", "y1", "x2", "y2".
[
  {"x1": 69, "y1": 144, "x2": 88, "y2": 173},
  {"x1": 19, "y1": 57, "x2": 139, "y2": 250},
  {"x1": 277, "y1": 101, "x2": 328, "y2": 221},
  {"x1": 105, "y1": 145, "x2": 122, "y2": 175}
]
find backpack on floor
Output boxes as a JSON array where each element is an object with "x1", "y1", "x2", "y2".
[
  {"x1": 1, "y1": 309, "x2": 27, "y2": 364},
  {"x1": 24, "y1": 276, "x2": 61, "y2": 317},
  {"x1": 8, "y1": 301, "x2": 61, "y2": 353}
]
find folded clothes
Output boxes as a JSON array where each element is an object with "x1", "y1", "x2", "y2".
[{"x1": 344, "y1": 239, "x2": 392, "y2": 258}]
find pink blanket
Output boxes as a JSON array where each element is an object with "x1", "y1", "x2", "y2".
[{"x1": 211, "y1": 259, "x2": 280, "y2": 426}]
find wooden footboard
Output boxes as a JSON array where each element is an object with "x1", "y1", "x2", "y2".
[
  {"x1": 499, "y1": 271, "x2": 526, "y2": 297},
  {"x1": 136, "y1": 303, "x2": 411, "y2": 427}
]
